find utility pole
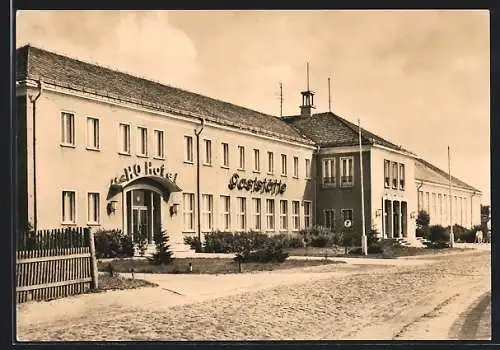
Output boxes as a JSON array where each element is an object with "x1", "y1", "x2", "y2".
[
  {"x1": 448, "y1": 146, "x2": 454, "y2": 248},
  {"x1": 359, "y1": 119, "x2": 368, "y2": 255}
]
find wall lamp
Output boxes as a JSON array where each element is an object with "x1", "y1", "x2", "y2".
[
  {"x1": 170, "y1": 203, "x2": 180, "y2": 216},
  {"x1": 410, "y1": 211, "x2": 417, "y2": 219},
  {"x1": 375, "y1": 209, "x2": 383, "y2": 217},
  {"x1": 107, "y1": 200, "x2": 118, "y2": 215}
]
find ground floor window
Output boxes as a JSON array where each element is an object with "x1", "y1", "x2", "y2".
[
  {"x1": 252, "y1": 198, "x2": 261, "y2": 230},
  {"x1": 62, "y1": 190, "x2": 76, "y2": 224},
  {"x1": 341, "y1": 209, "x2": 353, "y2": 224},
  {"x1": 303, "y1": 201, "x2": 312, "y2": 228},
  {"x1": 266, "y1": 199, "x2": 275, "y2": 231},
  {"x1": 201, "y1": 194, "x2": 213, "y2": 231},
  {"x1": 220, "y1": 196, "x2": 231, "y2": 231},
  {"x1": 324, "y1": 209, "x2": 335, "y2": 230},
  {"x1": 292, "y1": 201, "x2": 300, "y2": 231},
  {"x1": 183, "y1": 193, "x2": 195, "y2": 232},
  {"x1": 279, "y1": 200, "x2": 288, "y2": 230},
  {"x1": 237, "y1": 197, "x2": 247, "y2": 230},
  {"x1": 87, "y1": 192, "x2": 100, "y2": 225}
]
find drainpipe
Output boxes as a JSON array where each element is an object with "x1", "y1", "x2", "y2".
[
  {"x1": 28, "y1": 79, "x2": 43, "y2": 232},
  {"x1": 194, "y1": 118, "x2": 205, "y2": 244}
]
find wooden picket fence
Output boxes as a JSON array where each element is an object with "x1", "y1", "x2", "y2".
[{"x1": 16, "y1": 227, "x2": 98, "y2": 303}]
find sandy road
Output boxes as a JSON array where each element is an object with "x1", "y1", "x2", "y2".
[{"x1": 17, "y1": 249, "x2": 490, "y2": 341}]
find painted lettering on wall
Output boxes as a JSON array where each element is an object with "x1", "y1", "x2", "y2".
[
  {"x1": 228, "y1": 173, "x2": 286, "y2": 195},
  {"x1": 111, "y1": 162, "x2": 178, "y2": 186}
]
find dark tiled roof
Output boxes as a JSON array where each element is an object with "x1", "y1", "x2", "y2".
[
  {"x1": 283, "y1": 111, "x2": 413, "y2": 153},
  {"x1": 415, "y1": 158, "x2": 481, "y2": 192},
  {"x1": 16, "y1": 45, "x2": 314, "y2": 145}
]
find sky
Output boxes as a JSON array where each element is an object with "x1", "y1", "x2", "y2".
[{"x1": 16, "y1": 10, "x2": 490, "y2": 204}]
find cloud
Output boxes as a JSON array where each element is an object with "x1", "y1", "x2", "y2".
[{"x1": 16, "y1": 10, "x2": 200, "y2": 87}]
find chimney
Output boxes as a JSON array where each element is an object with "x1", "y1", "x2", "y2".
[{"x1": 300, "y1": 62, "x2": 315, "y2": 117}]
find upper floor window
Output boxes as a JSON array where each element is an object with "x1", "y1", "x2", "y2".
[
  {"x1": 137, "y1": 127, "x2": 148, "y2": 156},
  {"x1": 185, "y1": 136, "x2": 193, "y2": 163},
  {"x1": 399, "y1": 164, "x2": 405, "y2": 190},
  {"x1": 281, "y1": 154, "x2": 287, "y2": 176},
  {"x1": 204, "y1": 139, "x2": 212, "y2": 165},
  {"x1": 254, "y1": 149, "x2": 260, "y2": 172},
  {"x1": 293, "y1": 156, "x2": 299, "y2": 178},
  {"x1": 86, "y1": 117, "x2": 99, "y2": 150},
  {"x1": 61, "y1": 112, "x2": 75, "y2": 146},
  {"x1": 391, "y1": 162, "x2": 398, "y2": 189},
  {"x1": 268, "y1": 152, "x2": 274, "y2": 174},
  {"x1": 340, "y1": 157, "x2": 354, "y2": 187},
  {"x1": 305, "y1": 159, "x2": 311, "y2": 179},
  {"x1": 322, "y1": 158, "x2": 336, "y2": 186},
  {"x1": 154, "y1": 130, "x2": 164, "y2": 159},
  {"x1": 222, "y1": 143, "x2": 229, "y2": 167},
  {"x1": 384, "y1": 159, "x2": 390, "y2": 188},
  {"x1": 119, "y1": 123, "x2": 131, "y2": 154},
  {"x1": 238, "y1": 146, "x2": 245, "y2": 170}
]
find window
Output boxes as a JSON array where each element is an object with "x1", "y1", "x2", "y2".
[
  {"x1": 222, "y1": 143, "x2": 229, "y2": 167},
  {"x1": 391, "y1": 162, "x2": 398, "y2": 189},
  {"x1": 254, "y1": 149, "x2": 260, "y2": 172},
  {"x1": 418, "y1": 191, "x2": 424, "y2": 211},
  {"x1": 425, "y1": 192, "x2": 430, "y2": 212},
  {"x1": 220, "y1": 196, "x2": 231, "y2": 231},
  {"x1": 237, "y1": 197, "x2": 246, "y2": 230},
  {"x1": 119, "y1": 123, "x2": 131, "y2": 154},
  {"x1": 154, "y1": 130, "x2": 164, "y2": 159},
  {"x1": 62, "y1": 191, "x2": 76, "y2": 224},
  {"x1": 279, "y1": 200, "x2": 288, "y2": 230},
  {"x1": 341, "y1": 209, "x2": 353, "y2": 224},
  {"x1": 304, "y1": 201, "x2": 312, "y2": 229},
  {"x1": 204, "y1": 139, "x2": 212, "y2": 165},
  {"x1": 292, "y1": 201, "x2": 300, "y2": 231},
  {"x1": 268, "y1": 152, "x2": 274, "y2": 174},
  {"x1": 443, "y1": 194, "x2": 448, "y2": 223},
  {"x1": 438, "y1": 194, "x2": 443, "y2": 224},
  {"x1": 238, "y1": 146, "x2": 245, "y2": 170},
  {"x1": 340, "y1": 157, "x2": 354, "y2": 187},
  {"x1": 266, "y1": 199, "x2": 275, "y2": 230},
  {"x1": 252, "y1": 198, "x2": 261, "y2": 230},
  {"x1": 201, "y1": 194, "x2": 213, "y2": 231},
  {"x1": 322, "y1": 158, "x2": 336, "y2": 186},
  {"x1": 281, "y1": 154, "x2": 287, "y2": 176},
  {"x1": 87, "y1": 192, "x2": 100, "y2": 224},
  {"x1": 324, "y1": 209, "x2": 335, "y2": 230},
  {"x1": 183, "y1": 193, "x2": 195, "y2": 231},
  {"x1": 305, "y1": 159, "x2": 311, "y2": 179},
  {"x1": 185, "y1": 136, "x2": 193, "y2": 163},
  {"x1": 86, "y1": 117, "x2": 99, "y2": 149},
  {"x1": 432, "y1": 193, "x2": 437, "y2": 217},
  {"x1": 399, "y1": 164, "x2": 405, "y2": 190},
  {"x1": 137, "y1": 127, "x2": 148, "y2": 156},
  {"x1": 293, "y1": 157, "x2": 299, "y2": 178},
  {"x1": 61, "y1": 112, "x2": 75, "y2": 146},
  {"x1": 384, "y1": 160, "x2": 390, "y2": 188}
]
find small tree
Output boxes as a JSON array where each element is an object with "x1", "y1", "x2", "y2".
[
  {"x1": 416, "y1": 210, "x2": 430, "y2": 238},
  {"x1": 148, "y1": 230, "x2": 174, "y2": 265}
]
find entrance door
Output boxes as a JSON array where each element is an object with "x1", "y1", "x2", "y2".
[{"x1": 132, "y1": 206, "x2": 149, "y2": 243}]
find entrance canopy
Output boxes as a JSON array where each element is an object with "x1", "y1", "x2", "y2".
[{"x1": 107, "y1": 175, "x2": 182, "y2": 200}]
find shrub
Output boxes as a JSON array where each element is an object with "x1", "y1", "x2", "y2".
[
  {"x1": 135, "y1": 230, "x2": 149, "y2": 256},
  {"x1": 300, "y1": 226, "x2": 341, "y2": 248},
  {"x1": 425, "y1": 225, "x2": 450, "y2": 249},
  {"x1": 234, "y1": 240, "x2": 289, "y2": 263},
  {"x1": 203, "y1": 231, "x2": 269, "y2": 253},
  {"x1": 184, "y1": 235, "x2": 203, "y2": 252},
  {"x1": 94, "y1": 229, "x2": 134, "y2": 259},
  {"x1": 416, "y1": 210, "x2": 430, "y2": 238},
  {"x1": 148, "y1": 230, "x2": 174, "y2": 265},
  {"x1": 454, "y1": 225, "x2": 480, "y2": 243}
]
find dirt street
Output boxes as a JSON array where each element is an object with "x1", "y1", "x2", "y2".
[{"x1": 17, "y1": 250, "x2": 490, "y2": 341}]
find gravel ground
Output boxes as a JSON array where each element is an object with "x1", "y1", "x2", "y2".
[{"x1": 17, "y1": 250, "x2": 490, "y2": 341}]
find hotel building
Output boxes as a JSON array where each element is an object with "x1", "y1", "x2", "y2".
[{"x1": 15, "y1": 45, "x2": 482, "y2": 252}]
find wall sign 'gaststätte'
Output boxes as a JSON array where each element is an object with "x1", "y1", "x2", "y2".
[
  {"x1": 111, "y1": 162, "x2": 178, "y2": 186},
  {"x1": 228, "y1": 173, "x2": 286, "y2": 195}
]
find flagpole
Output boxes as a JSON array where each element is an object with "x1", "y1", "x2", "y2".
[
  {"x1": 359, "y1": 119, "x2": 368, "y2": 255},
  {"x1": 448, "y1": 146, "x2": 454, "y2": 248}
]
